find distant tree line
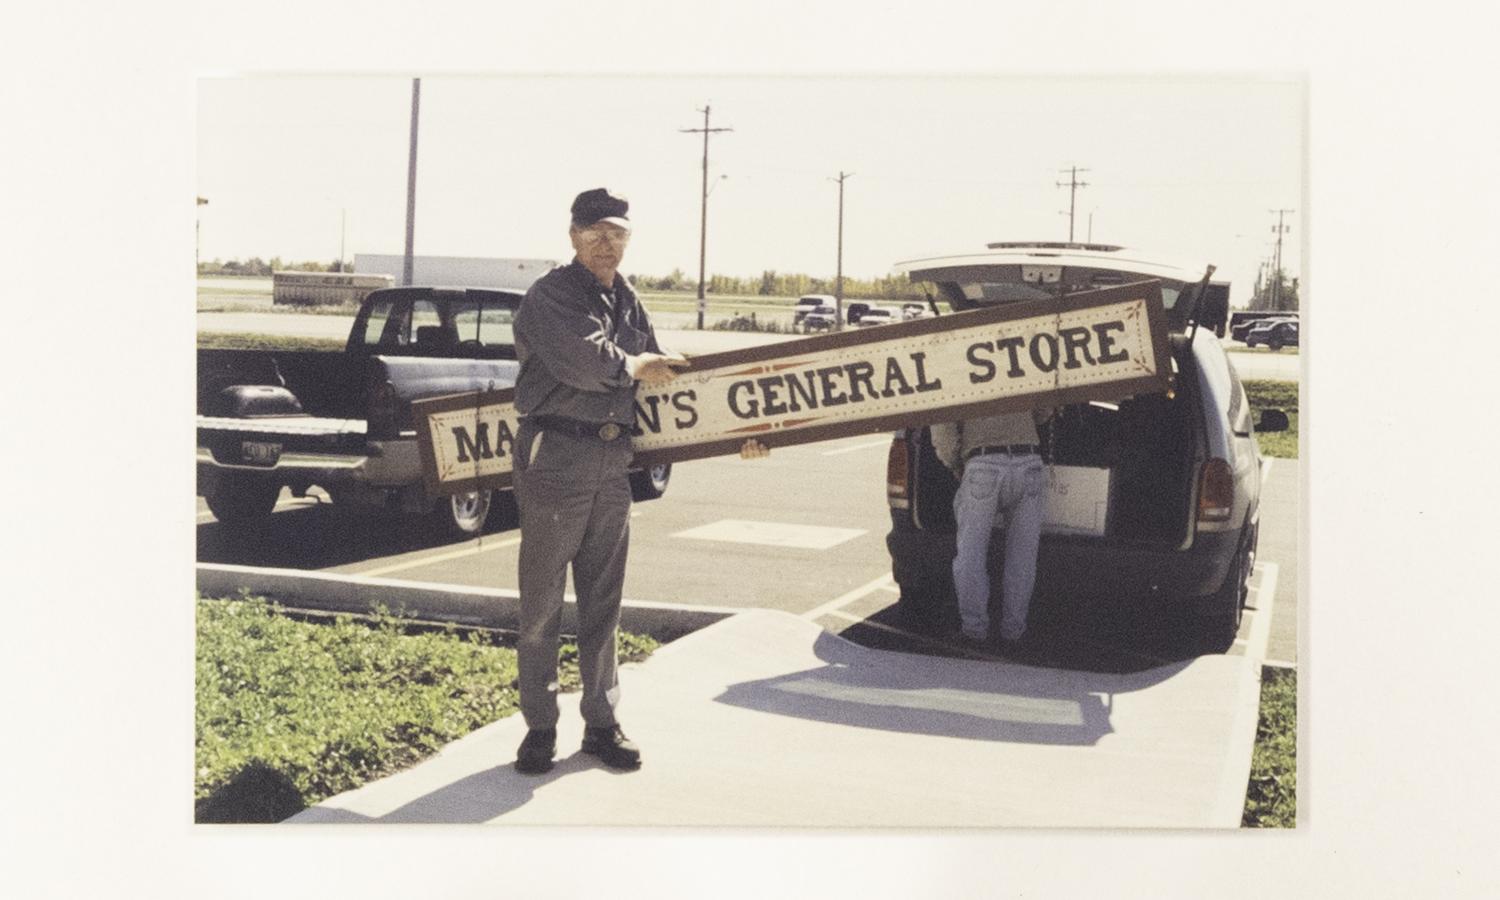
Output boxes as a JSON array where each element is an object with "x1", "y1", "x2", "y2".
[
  {"x1": 198, "y1": 257, "x2": 925, "y2": 300},
  {"x1": 1248, "y1": 271, "x2": 1300, "y2": 312},
  {"x1": 632, "y1": 268, "x2": 927, "y2": 301},
  {"x1": 199, "y1": 258, "x2": 346, "y2": 276}
]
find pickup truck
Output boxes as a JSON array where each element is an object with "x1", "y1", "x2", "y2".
[{"x1": 197, "y1": 285, "x2": 673, "y2": 537}]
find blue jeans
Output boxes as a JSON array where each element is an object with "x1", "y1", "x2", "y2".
[{"x1": 951, "y1": 453, "x2": 1045, "y2": 641}]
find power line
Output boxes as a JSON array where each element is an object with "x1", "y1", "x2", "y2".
[
  {"x1": 1055, "y1": 165, "x2": 1090, "y2": 242},
  {"x1": 679, "y1": 104, "x2": 733, "y2": 330},
  {"x1": 403, "y1": 78, "x2": 420, "y2": 287},
  {"x1": 830, "y1": 171, "x2": 854, "y2": 328},
  {"x1": 1268, "y1": 208, "x2": 1294, "y2": 311}
]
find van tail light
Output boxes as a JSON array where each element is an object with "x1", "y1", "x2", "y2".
[
  {"x1": 887, "y1": 435, "x2": 910, "y2": 506},
  {"x1": 367, "y1": 378, "x2": 400, "y2": 438},
  {"x1": 1198, "y1": 457, "x2": 1234, "y2": 523}
]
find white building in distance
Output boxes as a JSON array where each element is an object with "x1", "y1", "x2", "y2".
[{"x1": 353, "y1": 254, "x2": 560, "y2": 291}]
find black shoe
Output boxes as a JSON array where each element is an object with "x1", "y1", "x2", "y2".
[
  {"x1": 514, "y1": 728, "x2": 557, "y2": 774},
  {"x1": 581, "y1": 725, "x2": 642, "y2": 770}
]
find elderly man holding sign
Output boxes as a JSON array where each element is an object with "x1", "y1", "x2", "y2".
[{"x1": 510, "y1": 188, "x2": 765, "y2": 775}]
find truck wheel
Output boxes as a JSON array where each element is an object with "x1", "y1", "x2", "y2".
[
  {"x1": 431, "y1": 490, "x2": 492, "y2": 539},
  {"x1": 1268, "y1": 338, "x2": 1284, "y2": 352},
  {"x1": 629, "y1": 463, "x2": 672, "y2": 501},
  {"x1": 205, "y1": 478, "x2": 281, "y2": 525}
]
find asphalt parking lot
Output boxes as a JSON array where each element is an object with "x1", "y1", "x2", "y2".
[
  {"x1": 196, "y1": 307, "x2": 1299, "y2": 673},
  {"x1": 196, "y1": 431, "x2": 1299, "y2": 674}
]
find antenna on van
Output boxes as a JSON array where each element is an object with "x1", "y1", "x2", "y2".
[
  {"x1": 922, "y1": 287, "x2": 941, "y2": 317},
  {"x1": 1185, "y1": 265, "x2": 1217, "y2": 343}
]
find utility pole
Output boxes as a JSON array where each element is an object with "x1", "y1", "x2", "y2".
[
  {"x1": 1056, "y1": 165, "x2": 1090, "y2": 242},
  {"x1": 339, "y1": 208, "x2": 346, "y2": 273},
  {"x1": 680, "y1": 104, "x2": 733, "y2": 329},
  {"x1": 832, "y1": 171, "x2": 853, "y2": 329},
  {"x1": 195, "y1": 196, "x2": 208, "y2": 272},
  {"x1": 403, "y1": 78, "x2": 421, "y2": 287},
  {"x1": 1269, "y1": 208, "x2": 1294, "y2": 311}
]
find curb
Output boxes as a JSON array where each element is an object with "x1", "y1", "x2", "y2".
[{"x1": 195, "y1": 563, "x2": 740, "y2": 642}]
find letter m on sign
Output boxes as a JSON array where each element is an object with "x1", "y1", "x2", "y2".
[{"x1": 451, "y1": 424, "x2": 493, "y2": 463}]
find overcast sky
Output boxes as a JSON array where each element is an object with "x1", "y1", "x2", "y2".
[{"x1": 198, "y1": 73, "x2": 1303, "y2": 304}]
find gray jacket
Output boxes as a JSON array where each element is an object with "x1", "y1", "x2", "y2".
[{"x1": 513, "y1": 260, "x2": 663, "y2": 426}]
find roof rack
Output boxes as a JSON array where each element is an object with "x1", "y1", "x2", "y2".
[{"x1": 984, "y1": 241, "x2": 1125, "y2": 252}]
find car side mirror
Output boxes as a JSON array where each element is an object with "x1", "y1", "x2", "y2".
[{"x1": 1257, "y1": 409, "x2": 1290, "y2": 433}]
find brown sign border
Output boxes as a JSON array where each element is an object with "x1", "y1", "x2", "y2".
[{"x1": 414, "y1": 280, "x2": 1171, "y2": 496}]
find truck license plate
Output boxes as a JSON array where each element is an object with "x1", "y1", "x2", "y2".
[{"x1": 241, "y1": 441, "x2": 282, "y2": 465}]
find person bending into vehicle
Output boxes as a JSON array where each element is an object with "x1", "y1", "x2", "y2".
[
  {"x1": 510, "y1": 188, "x2": 767, "y2": 775},
  {"x1": 931, "y1": 408, "x2": 1053, "y2": 657}
]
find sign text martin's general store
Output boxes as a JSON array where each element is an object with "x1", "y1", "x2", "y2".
[{"x1": 414, "y1": 281, "x2": 1171, "y2": 496}]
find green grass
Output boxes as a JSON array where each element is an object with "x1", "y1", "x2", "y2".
[
  {"x1": 1243, "y1": 666, "x2": 1297, "y2": 827},
  {"x1": 197, "y1": 298, "x2": 361, "y2": 316},
  {"x1": 1226, "y1": 344, "x2": 1300, "y2": 356},
  {"x1": 194, "y1": 594, "x2": 658, "y2": 822},
  {"x1": 637, "y1": 289, "x2": 799, "y2": 309},
  {"x1": 1245, "y1": 379, "x2": 1299, "y2": 459},
  {"x1": 197, "y1": 333, "x2": 346, "y2": 352}
]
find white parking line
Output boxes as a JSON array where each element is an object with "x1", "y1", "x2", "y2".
[
  {"x1": 355, "y1": 536, "x2": 522, "y2": 578},
  {"x1": 673, "y1": 519, "x2": 866, "y2": 549},
  {"x1": 350, "y1": 508, "x2": 643, "y2": 578},
  {"x1": 1262, "y1": 457, "x2": 1274, "y2": 482},
  {"x1": 822, "y1": 438, "x2": 892, "y2": 456},
  {"x1": 799, "y1": 572, "x2": 896, "y2": 622},
  {"x1": 1243, "y1": 561, "x2": 1279, "y2": 664}
]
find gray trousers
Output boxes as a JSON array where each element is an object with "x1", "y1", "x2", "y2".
[{"x1": 512, "y1": 422, "x2": 634, "y2": 730}]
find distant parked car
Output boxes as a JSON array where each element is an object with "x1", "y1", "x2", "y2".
[
  {"x1": 802, "y1": 305, "x2": 839, "y2": 331},
  {"x1": 793, "y1": 294, "x2": 836, "y2": 326},
  {"x1": 844, "y1": 301, "x2": 873, "y2": 324},
  {"x1": 1231, "y1": 316, "x2": 1292, "y2": 343},
  {"x1": 854, "y1": 307, "x2": 899, "y2": 327},
  {"x1": 900, "y1": 302, "x2": 931, "y2": 321},
  {"x1": 1244, "y1": 320, "x2": 1299, "y2": 351}
]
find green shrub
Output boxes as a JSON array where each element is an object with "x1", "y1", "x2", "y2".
[
  {"x1": 1244, "y1": 379, "x2": 1300, "y2": 459},
  {"x1": 1243, "y1": 666, "x2": 1297, "y2": 827},
  {"x1": 708, "y1": 313, "x2": 796, "y2": 334},
  {"x1": 1243, "y1": 379, "x2": 1299, "y2": 412},
  {"x1": 195, "y1": 595, "x2": 658, "y2": 821},
  {"x1": 196, "y1": 333, "x2": 346, "y2": 352}
]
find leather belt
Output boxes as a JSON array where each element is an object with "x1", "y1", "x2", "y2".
[
  {"x1": 530, "y1": 415, "x2": 627, "y2": 442},
  {"x1": 965, "y1": 444, "x2": 1039, "y2": 460}
]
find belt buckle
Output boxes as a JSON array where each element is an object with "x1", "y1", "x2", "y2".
[{"x1": 598, "y1": 423, "x2": 622, "y2": 441}]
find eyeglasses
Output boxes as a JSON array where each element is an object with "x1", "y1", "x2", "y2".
[{"x1": 577, "y1": 227, "x2": 632, "y2": 247}]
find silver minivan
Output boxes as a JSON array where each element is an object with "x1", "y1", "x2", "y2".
[{"x1": 883, "y1": 242, "x2": 1289, "y2": 652}]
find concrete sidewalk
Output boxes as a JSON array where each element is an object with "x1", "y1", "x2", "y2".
[{"x1": 289, "y1": 609, "x2": 1261, "y2": 828}]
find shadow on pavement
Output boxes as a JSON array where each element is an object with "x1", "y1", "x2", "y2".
[
  {"x1": 715, "y1": 630, "x2": 1189, "y2": 747},
  {"x1": 197, "y1": 501, "x2": 518, "y2": 570},
  {"x1": 288, "y1": 751, "x2": 630, "y2": 825}
]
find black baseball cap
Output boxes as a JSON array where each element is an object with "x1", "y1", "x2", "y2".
[{"x1": 570, "y1": 188, "x2": 631, "y2": 229}]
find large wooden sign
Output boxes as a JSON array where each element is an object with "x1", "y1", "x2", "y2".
[{"x1": 414, "y1": 281, "x2": 1170, "y2": 497}]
